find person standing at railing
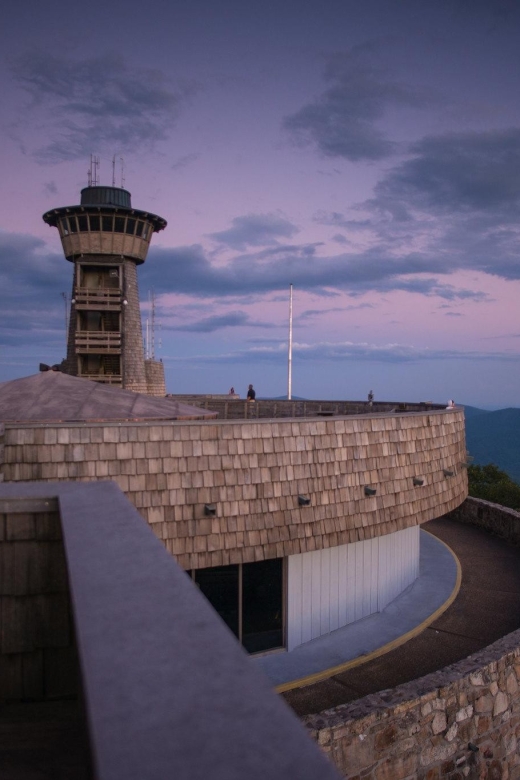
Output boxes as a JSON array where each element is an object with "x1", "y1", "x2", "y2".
[{"x1": 247, "y1": 384, "x2": 256, "y2": 402}]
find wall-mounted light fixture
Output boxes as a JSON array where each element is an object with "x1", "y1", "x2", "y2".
[
  {"x1": 413, "y1": 477, "x2": 425, "y2": 486},
  {"x1": 71, "y1": 298, "x2": 76, "y2": 304},
  {"x1": 204, "y1": 504, "x2": 216, "y2": 516},
  {"x1": 443, "y1": 469, "x2": 455, "y2": 478},
  {"x1": 364, "y1": 486, "x2": 377, "y2": 496},
  {"x1": 298, "y1": 495, "x2": 311, "y2": 506},
  {"x1": 123, "y1": 300, "x2": 128, "y2": 306}
]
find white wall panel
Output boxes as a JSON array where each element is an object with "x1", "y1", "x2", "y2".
[{"x1": 287, "y1": 526, "x2": 420, "y2": 651}]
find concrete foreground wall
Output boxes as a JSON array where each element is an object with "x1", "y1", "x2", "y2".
[
  {"x1": 305, "y1": 497, "x2": 520, "y2": 779},
  {"x1": 0, "y1": 410, "x2": 466, "y2": 570}
]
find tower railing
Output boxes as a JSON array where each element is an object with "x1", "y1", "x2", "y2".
[
  {"x1": 75, "y1": 331, "x2": 122, "y2": 353},
  {"x1": 74, "y1": 287, "x2": 122, "y2": 310}
]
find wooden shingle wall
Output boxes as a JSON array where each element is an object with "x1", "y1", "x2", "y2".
[
  {"x1": 0, "y1": 506, "x2": 77, "y2": 702},
  {"x1": 1, "y1": 410, "x2": 467, "y2": 570}
]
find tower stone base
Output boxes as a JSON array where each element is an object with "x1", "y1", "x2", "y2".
[{"x1": 145, "y1": 359, "x2": 166, "y2": 396}]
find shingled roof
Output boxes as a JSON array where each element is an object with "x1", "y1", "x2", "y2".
[{"x1": 0, "y1": 372, "x2": 217, "y2": 423}]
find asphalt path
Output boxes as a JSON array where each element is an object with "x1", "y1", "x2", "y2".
[{"x1": 283, "y1": 517, "x2": 520, "y2": 718}]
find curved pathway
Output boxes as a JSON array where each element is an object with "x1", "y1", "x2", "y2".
[{"x1": 283, "y1": 516, "x2": 520, "y2": 718}]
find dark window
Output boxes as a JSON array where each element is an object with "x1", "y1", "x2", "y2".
[
  {"x1": 89, "y1": 215, "x2": 100, "y2": 231},
  {"x1": 60, "y1": 218, "x2": 69, "y2": 236},
  {"x1": 68, "y1": 216, "x2": 78, "y2": 233},
  {"x1": 102, "y1": 215, "x2": 113, "y2": 232},
  {"x1": 242, "y1": 559, "x2": 283, "y2": 653},
  {"x1": 125, "y1": 218, "x2": 136, "y2": 235},
  {"x1": 190, "y1": 559, "x2": 284, "y2": 653},
  {"x1": 114, "y1": 216, "x2": 125, "y2": 233},
  {"x1": 142, "y1": 224, "x2": 149, "y2": 240},
  {"x1": 135, "y1": 221, "x2": 144, "y2": 237},
  {"x1": 77, "y1": 215, "x2": 88, "y2": 231},
  {"x1": 195, "y1": 565, "x2": 239, "y2": 638}
]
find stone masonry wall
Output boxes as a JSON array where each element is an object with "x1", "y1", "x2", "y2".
[
  {"x1": 447, "y1": 496, "x2": 520, "y2": 547},
  {"x1": 306, "y1": 631, "x2": 520, "y2": 778},
  {"x1": 1, "y1": 410, "x2": 466, "y2": 570},
  {"x1": 122, "y1": 258, "x2": 147, "y2": 393},
  {"x1": 145, "y1": 358, "x2": 166, "y2": 396}
]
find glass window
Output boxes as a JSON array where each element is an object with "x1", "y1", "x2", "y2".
[
  {"x1": 125, "y1": 218, "x2": 136, "y2": 235},
  {"x1": 114, "y1": 216, "x2": 125, "y2": 233},
  {"x1": 142, "y1": 224, "x2": 149, "y2": 240},
  {"x1": 60, "y1": 218, "x2": 69, "y2": 236},
  {"x1": 242, "y1": 559, "x2": 283, "y2": 653},
  {"x1": 195, "y1": 565, "x2": 239, "y2": 639},
  {"x1": 68, "y1": 216, "x2": 78, "y2": 233},
  {"x1": 191, "y1": 559, "x2": 284, "y2": 653},
  {"x1": 77, "y1": 215, "x2": 88, "y2": 232},
  {"x1": 135, "y1": 221, "x2": 144, "y2": 237},
  {"x1": 89, "y1": 215, "x2": 100, "y2": 231},
  {"x1": 102, "y1": 215, "x2": 113, "y2": 232}
]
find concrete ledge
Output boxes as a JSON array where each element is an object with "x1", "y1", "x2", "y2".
[{"x1": 0, "y1": 481, "x2": 340, "y2": 780}]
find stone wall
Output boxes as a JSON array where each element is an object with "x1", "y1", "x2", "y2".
[
  {"x1": 447, "y1": 495, "x2": 520, "y2": 546},
  {"x1": 306, "y1": 631, "x2": 520, "y2": 778},
  {"x1": 122, "y1": 258, "x2": 147, "y2": 393},
  {"x1": 145, "y1": 358, "x2": 166, "y2": 396},
  {"x1": 1, "y1": 410, "x2": 467, "y2": 570},
  {"x1": 304, "y1": 498, "x2": 520, "y2": 778},
  {"x1": 0, "y1": 502, "x2": 77, "y2": 702}
]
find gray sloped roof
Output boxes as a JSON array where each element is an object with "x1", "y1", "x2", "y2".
[{"x1": 0, "y1": 372, "x2": 217, "y2": 423}]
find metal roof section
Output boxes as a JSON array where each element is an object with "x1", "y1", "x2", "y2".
[{"x1": 0, "y1": 372, "x2": 216, "y2": 423}]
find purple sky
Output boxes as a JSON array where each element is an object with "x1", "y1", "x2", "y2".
[{"x1": 1, "y1": 0, "x2": 520, "y2": 407}]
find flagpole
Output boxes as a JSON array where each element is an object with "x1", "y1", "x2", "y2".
[{"x1": 288, "y1": 283, "x2": 293, "y2": 400}]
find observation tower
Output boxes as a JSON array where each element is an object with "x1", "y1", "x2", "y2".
[{"x1": 43, "y1": 177, "x2": 167, "y2": 395}]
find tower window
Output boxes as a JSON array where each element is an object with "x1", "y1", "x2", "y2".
[
  {"x1": 77, "y1": 215, "x2": 88, "y2": 232},
  {"x1": 135, "y1": 221, "x2": 144, "y2": 237},
  {"x1": 102, "y1": 216, "x2": 113, "y2": 232},
  {"x1": 89, "y1": 215, "x2": 100, "y2": 231},
  {"x1": 114, "y1": 217, "x2": 125, "y2": 233},
  {"x1": 60, "y1": 218, "x2": 70, "y2": 236},
  {"x1": 125, "y1": 218, "x2": 136, "y2": 235},
  {"x1": 68, "y1": 216, "x2": 78, "y2": 233}
]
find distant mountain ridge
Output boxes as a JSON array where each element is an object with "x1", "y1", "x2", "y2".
[{"x1": 463, "y1": 405, "x2": 520, "y2": 485}]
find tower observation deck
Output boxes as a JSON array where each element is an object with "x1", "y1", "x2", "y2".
[{"x1": 43, "y1": 185, "x2": 167, "y2": 395}]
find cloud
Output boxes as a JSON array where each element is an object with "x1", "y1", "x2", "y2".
[
  {"x1": 12, "y1": 52, "x2": 194, "y2": 162},
  {"x1": 374, "y1": 129, "x2": 520, "y2": 215},
  {"x1": 163, "y1": 311, "x2": 277, "y2": 333},
  {"x1": 283, "y1": 51, "x2": 427, "y2": 161},
  {"x1": 171, "y1": 153, "x2": 200, "y2": 172},
  {"x1": 163, "y1": 339, "x2": 520, "y2": 366},
  {"x1": 332, "y1": 233, "x2": 348, "y2": 245},
  {"x1": 0, "y1": 231, "x2": 69, "y2": 350},
  {"x1": 208, "y1": 213, "x2": 299, "y2": 250},
  {"x1": 43, "y1": 181, "x2": 57, "y2": 195},
  {"x1": 142, "y1": 240, "x2": 491, "y2": 302}
]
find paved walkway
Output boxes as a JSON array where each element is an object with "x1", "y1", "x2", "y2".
[
  {"x1": 275, "y1": 517, "x2": 520, "y2": 718},
  {"x1": 256, "y1": 530, "x2": 458, "y2": 688}
]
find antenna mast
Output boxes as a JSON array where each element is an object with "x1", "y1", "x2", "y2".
[
  {"x1": 287, "y1": 283, "x2": 293, "y2": 400},
  {"x1": 120, "y1": 157, "x2": 125, "y2": 189},
  {"x1": 112, "y1": 154, "x2": 116, "y2": 187},
  {"x1": 151, "y1": 289, "x2": 156, "y2": 360}
]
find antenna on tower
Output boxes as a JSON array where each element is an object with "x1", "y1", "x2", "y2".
[
  {"x1": 150, "y1": 289, "x2": 156, "y2": 360},
  {"x1": 120, "y1": 157, "x2": 125, "y2": 189},
  {"x1": 88, "y1": 155, "x2": 100, "y2": 187},
  {"x1": 112, "y1": 154, "x2": 116, "y2": 187}
]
